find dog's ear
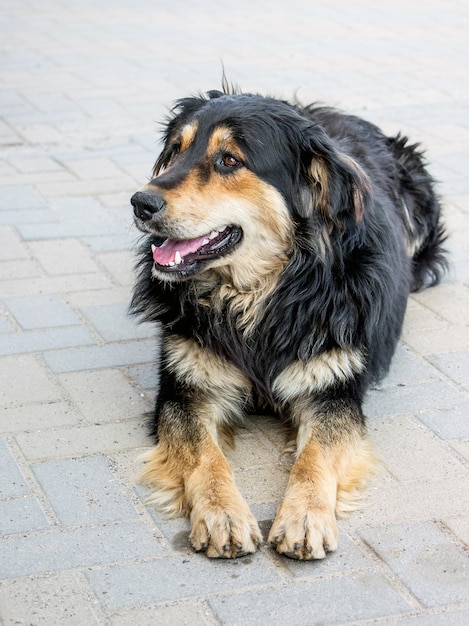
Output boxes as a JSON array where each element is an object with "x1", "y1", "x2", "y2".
[{"x1": 300, "y1": 128, "x2": 371, "y2": 227}]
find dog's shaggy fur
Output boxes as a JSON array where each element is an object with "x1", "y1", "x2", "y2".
[{"x1": 130, "y1": 87, "x2": 447, "y2": 560}]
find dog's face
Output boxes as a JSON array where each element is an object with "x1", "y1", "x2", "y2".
[{"x1": 131, "y1": 91, "x2": 369, "y2": 286}]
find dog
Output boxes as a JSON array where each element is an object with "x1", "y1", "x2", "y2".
[{"x1": 130, "y1": 85, "x2": 447, "y2": 560}]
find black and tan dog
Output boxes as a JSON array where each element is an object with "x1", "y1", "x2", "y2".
[{"x1": 130, "y1": 86, "x2": 447, "y2": 560}]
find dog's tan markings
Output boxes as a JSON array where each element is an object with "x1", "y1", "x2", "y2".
[
  {"x1": 310, "y1": 153, "x2": 370, "y2": 223},
  {"x1": 268, "y1": 419, "x2": 377, "y2": 560},
  {"x1": 179, "y1": 120, "x2": 199, "y2": 153},
  {"x1": 165, "y1": 335, "x2": 251, "y2": 442},
  {"x1": 141, "y1": 426, "x2": 262, "y2": 558},
  {"x1": 272, "y1": 348, "x2": 365, "y2": 403},
  {"x1": 310, "y1": 156, "x2": 330, "y2": 215},
  {"x1": 207, "y1": 125, "x2": 246, "y2": 162},
  {"x1": 165, "y1": 335, "x2": 250, "y2": 393}
]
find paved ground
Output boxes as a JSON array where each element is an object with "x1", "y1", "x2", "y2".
[{"x1": 1, "y1": 0, "x2": 468, "y2": 624}]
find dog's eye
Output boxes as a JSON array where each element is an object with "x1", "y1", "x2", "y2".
[{"x1": 221, "y1": 154, "x2": 240, "y2": 168}]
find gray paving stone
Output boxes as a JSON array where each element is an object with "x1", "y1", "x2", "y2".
[
  {"x1": 83, "y1": 233, "x2": 136, "y2": 253},
  {"x1": 208, "y1": 572, "x2": 411, "y2": 625},
  {"x1": 376, "y1": 344, "x2": 440, "y2": 388},
  {"x1": 31, "y1": 456, "x2": 139, "y2": 526},
  {"x1": 57, "y1": 368, "x2": 151, "y2": 422},
  {"x1": 0, "y1": 572, "x2": 105, "y2": 626},
  {"x1": 0, "y1": 185, "x2": 47, "y2": 209},
  {"x1": 86, "y1": 552, "x2": 282, "y2": 609},
  {"x1": 0, "y1": 325, "x2": 95, "y2": 356},
  {"x1": 0, "y1": 354, "x2": 63, "y2": 407},
  {"x1": 43, "y1": 339, "x2": 156, "y2": 373},
  {"x1": 0, "y1": 208, "x2": 56, "y2": 225},
  {"x1": 16, "y1": 419, "x2": 149, "y2": 461},
  {"x1": 360, "y1": 522, "x2": 469, "y2": 608},
  {"x1": 1, "y1": 521, "x2": 163, "y2": 579},
  {"x1": 418, "y1": 406, "x2": 469, "y2": 440},
  {"x1": 27, "y1": 239, "x2": 101, "y2": 275},
  {"x1": 108, "y1": 600, "x2": 219, "y2": 626},
  {"x1": 0, "y1": 226, "x2": 29, "y2": 261},
  {"x1": 369, "y1": 415, "x2": 467, "y2": 481},
  {"x1": 364, "y1": 380, "x2": 468, "y2": 419},
  {"x1": 428, "y1": 352, "x2": 469, "y2": 391},
  {"x1": 80, "y1": 302, "x2": 154, "y2": 342},
  {"x1": 0, "y1": 313, "x2": 12, "y2": 334},
  {"x1": 4, "y1": 294, "x2": 81, "y2": 329},
  {"x1": 0, "y1": 496, "x2": 50, "y2": 535},
  {"x1": 0, "y1": 438, "x2": 30, "y2": 497},
  {"x1": 391, "y1": 610, "x2": 469, "y2": 626}
]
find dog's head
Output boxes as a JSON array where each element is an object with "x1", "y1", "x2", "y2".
[{"x1": 131, "y1": 90, "x2": 370, "y2": 285}]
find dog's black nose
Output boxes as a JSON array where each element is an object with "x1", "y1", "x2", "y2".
[{"x1": 131, "y1": 190, "x2": 166, "y2": 221}]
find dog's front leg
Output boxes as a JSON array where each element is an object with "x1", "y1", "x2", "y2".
[
  {"x1": 269, "y1": 397, "x2": 376, "y2": 560},
  {"x1": 141, "y1": 337, "x2": 261, "y2": 558},
  {"x1": 142, "y1": 403, "x2": 261, "y2": 558}
]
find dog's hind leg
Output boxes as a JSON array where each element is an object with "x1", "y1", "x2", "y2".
[{"x1": 268, "y1": 397, "x2": 377, "y2": 560}]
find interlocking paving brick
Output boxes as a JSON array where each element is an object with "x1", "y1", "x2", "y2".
[
  {"x1": 364, "y1": 380, "x2": 468, "y2": 419},
  {"x1": 27, "y1": 239, "x2": 100, "y2": 275},
  {"x1": 15, "y1": 419, "x2": 149, "y2": 460},
  {"x1": 428, "y1": 352, "x2": 469, "y2": 391},
  {"x1": 0, "y1": 438, "x2": 30, "y2": 497},
  {"x1": 0, "y1": 185, "x2": 47, "y2": 209},
  {"x1": 5, "y1": 294, "x2": 80, "y2": 329},
  {"x1": 57, "y1": 368, "x2": 151, "y2": 422},
  {"x1": 413, "y1": 283, "x2": 469, "y2": 326},
  {"x1": 43, "y1": 339, "x2": 155, "y2": 373},
  {"x1": 108, "y1": 600, "x2": 219, "y2": 626},
  {"x1": 376, "y1": 344, "x2": 440, "y2": 387},
  {"x1": 86, "y1": 552, "x2": 282, "y2": 609},
  {"x1": 0, "y1": 226, "x2": 29, "y2": 261},
  {"x1": 369, "y1": 415, "x2": 466, "y2": 481},
  {"x1": 208, "y1": 573, "x2": 412, "y2": 625},
  {"x1": 80, "y1": 302, "x2": 154, "y2": 342},
  {"x1": 1, "y1": 521, "x2": 163, "y2": 579},
  {"x1": 391, "y1": 610, "x2": 469, "y2": 626},
  {"x1": 31, "y1": 456, "x2": 139, "y2": 526},
  {"x1": 0, "y1": 354, "x2": 63, "y2": 407},
  {"x1": 0, "y1": 496, "x2": 49, "y2": 535},
  {"x1": 0, "y1": 572, "x2": 105, "y2": 626},
  {"x1": 0, "y1": 326, "x2": 95, "y2": 356},
  {"x1": 360, "y1": 522, "x2": 469, "y2": 608},
  {"x1": 418, "y1": 406, "x2": 469, "y2": 440}
]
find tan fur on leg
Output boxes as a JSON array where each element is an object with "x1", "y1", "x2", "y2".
[
  {"x1": 269, "y1": 431, "x2": 377, "y2": 560},
  {"x1": 141, "y1": 433, "x2": 261, "y2": 558},
  {"x1": 186, "y1": 437, "x2": 262, "y2": 558}
]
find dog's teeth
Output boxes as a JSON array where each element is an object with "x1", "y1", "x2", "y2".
[
  {"x1": 209, "y1": 230, "x2": 219, "y2": 240},
  {"x1": 174, "y1": 250, "x2": 182, "y2": 265},
  {"x1": 168, "y1": 261, "x2": 175, "y2": 267},
  {"x1": 202, "y1": 238, "x2": 210, "y2": 246},
  {"x1": 151, "y1": 244, "x2": 156, "y2": 253}
]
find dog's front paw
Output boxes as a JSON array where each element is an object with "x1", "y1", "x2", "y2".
[
  {"x1": 189, "y1": 499, "x2": 262, "y2": 559},
  {"x1": 268, "y1": 496, "x2": 338, "y2": 560}
]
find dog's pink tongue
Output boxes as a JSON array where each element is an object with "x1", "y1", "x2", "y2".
[{"x1": 152, "y1": 235, "x2": 208, "y2": 264}]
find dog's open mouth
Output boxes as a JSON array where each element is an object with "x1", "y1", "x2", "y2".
[{"x1": 151, "y1": 225, "x2": 242, "y2": 274}]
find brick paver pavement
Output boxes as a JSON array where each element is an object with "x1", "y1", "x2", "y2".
[{"x1": 1, "y1": 1, "x2": 468, "y2": 624}]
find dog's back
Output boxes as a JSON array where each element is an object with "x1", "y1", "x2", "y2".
[{"x1": 298, "y1": 104, "x2": 447, "y2": 292}]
